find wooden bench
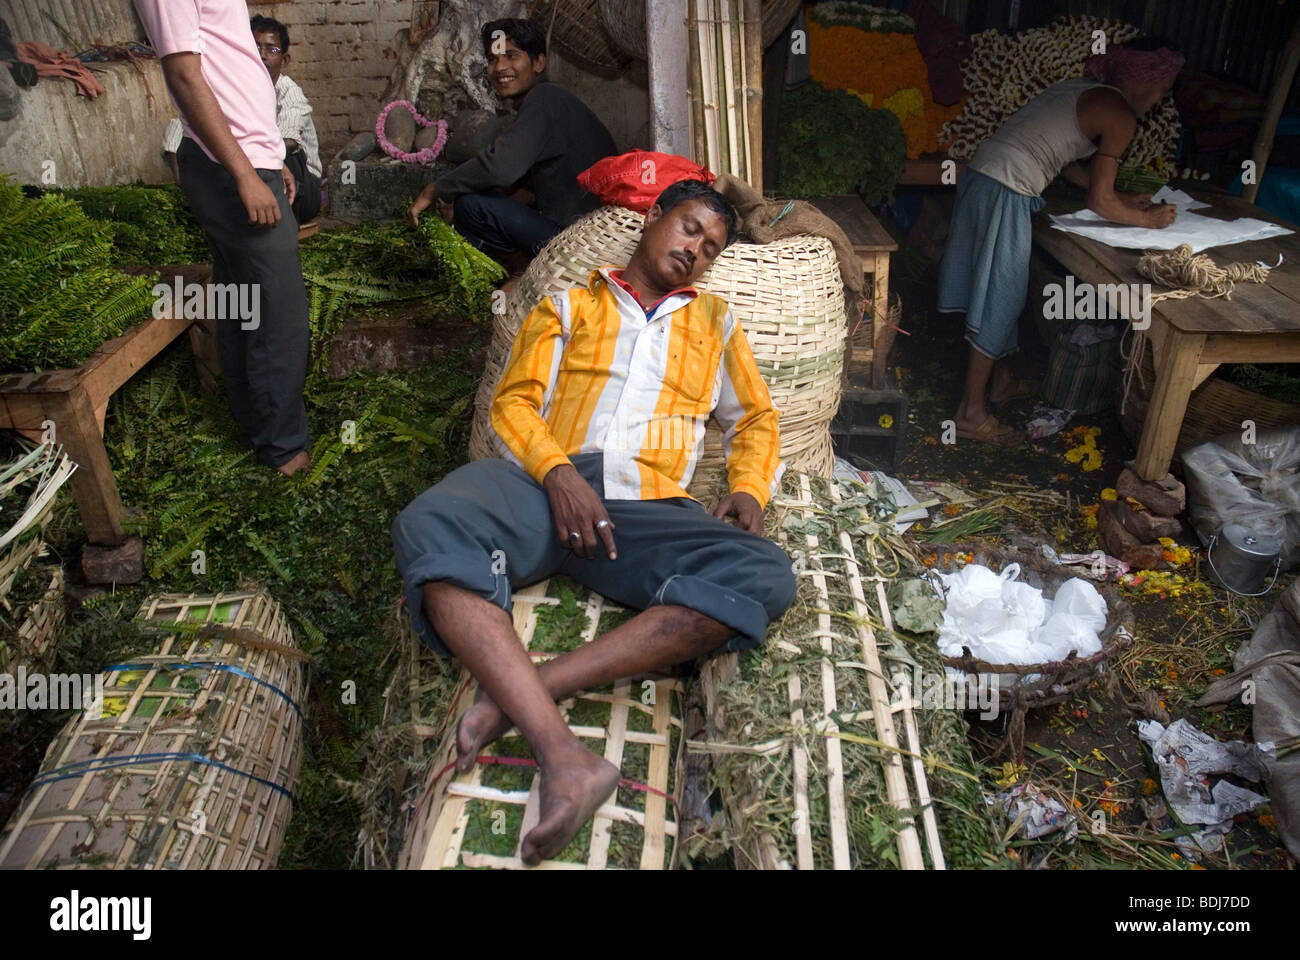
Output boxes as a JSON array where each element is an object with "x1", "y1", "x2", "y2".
[
  {"x1": 0, "y1": 265, "x2": 217, "y2": 546},
  {"x1": 807, "y1": 195, "x2": 899, "y2": 388}
]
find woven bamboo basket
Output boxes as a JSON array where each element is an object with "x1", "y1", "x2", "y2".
[
  {"x1": 1119, "y1": 341, "x2": 1300, "y2": 456},
  {"x1": 399, "y1": 578, "x2": 685, "y2": 870},
  {"x1": 0, "y1": 565, "x2": 65, "y2": 677},
  {"x1": 600, "y1": 0, "x2": 802, "y2": 58},
  {"x1": 468, "y1": 206, "x2": 847, "y2": 497},
  {"x1": 0, "y1": 590, "x2": 305, "y2": 870},
  {"x1": 691, "y1": 472, "x2": 987, "y2": 870},
  {"x1": 1, "y1": 445, "x2": 75, "y2": 678},
  {"x1": 529, "y1": 0, "x2": 629, "y2": 73},
  {"x1": 928, "y1": 543, "x2": 1136, "y2": 760}
]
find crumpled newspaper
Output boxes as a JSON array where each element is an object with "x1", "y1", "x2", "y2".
[
  {"x1": 996, "y1": 783, "x2": 1078, "y2": 841},
  {"x1": 1137, "y1": 718, "x2": 1269, "y2": 854}
]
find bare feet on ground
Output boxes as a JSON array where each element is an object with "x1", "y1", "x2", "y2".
[
  {"x1": 277, "y1": 451, "x2": 311, "y2": 477},
  {"x1": 455, "y1": 691, "x2": 512, "y2": 773},
  {"x1": 520, "y1": 745, "x2": 620, "y2": 866}
]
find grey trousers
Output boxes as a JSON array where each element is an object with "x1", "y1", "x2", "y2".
[
  {"x1": 392, "y1": 454, "x2": 798, "y2": 657},
  {"x1": 177, "y1": 138, "x2": 310, "y2": 468}
]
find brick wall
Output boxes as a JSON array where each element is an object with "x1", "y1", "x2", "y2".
[{"x1": 248, "y1": 0, "x2": 411, "y2": 158}]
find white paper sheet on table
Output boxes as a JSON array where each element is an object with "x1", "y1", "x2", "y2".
[{"x1": 1049, "y1": 187, "x2": 1293, "y2": 253}]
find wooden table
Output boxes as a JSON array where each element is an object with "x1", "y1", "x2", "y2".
[
  {"x1": 808, "y1": 195, "x2": 899, "y2": 388},
  {"x1": 1033, "y1": 188, "x2": 1300, "y2": 481},
  {"x1": 0, "y1": 266, "x2": 217, "y2": 546}
]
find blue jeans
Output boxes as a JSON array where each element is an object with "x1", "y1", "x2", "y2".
[{"x1": 453, "y1": 193, "x2": 562, "y2": 256}]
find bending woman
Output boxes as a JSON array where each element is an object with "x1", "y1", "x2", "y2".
[{"x1": 938, "y1": 46, "x2": 1184, "y2": 446}]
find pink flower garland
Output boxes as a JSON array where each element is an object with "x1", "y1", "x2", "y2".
[{"x1": 375, "y1": 100, "x2": 448, "y2": 165}]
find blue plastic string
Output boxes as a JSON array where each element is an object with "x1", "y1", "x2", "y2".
[
  {"x1": 25, "y1": 751, "x2": 295, "y2": 802},
  {"x1": 103, "y1": 660, "x2": 303, "y2": 719}
]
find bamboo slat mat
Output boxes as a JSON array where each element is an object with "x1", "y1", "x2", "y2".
[{"x1": 399, "y1": 581, "x2": 684, "y2": 870}]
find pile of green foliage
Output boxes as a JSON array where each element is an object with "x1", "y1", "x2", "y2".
[
  {"x1": 23, "y1": 332, "x2": 485, "y2": 867},
  {"x1": 300, "y1": 216, "x2": 505, "y2": 376},
  {"x1": 53, "y1": 184, "x2": 209, "y2": 266},
  {"x1": 777, "y1": 81, "x2": 906, "y2": 206},
  {"x1": 1222, "y1": 363, "x2": 1300, "y2": 405},
  {"x1": 0, "y1": 179, "x2": 158, "y2": 373}
]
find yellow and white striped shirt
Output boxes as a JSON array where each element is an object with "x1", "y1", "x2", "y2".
[{"x1": 490, "y1": 268, "x2": 784, "y2": 507}]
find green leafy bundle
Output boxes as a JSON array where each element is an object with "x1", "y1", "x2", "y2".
[
  {"x1": 54, "y1": 184, "x2": 209, "y2": 266},
  {"x1": 0, "y1": 179, "x2": 157, "y2": 373},
  {"x1": 777, "y1": 81, "x2": 906, "y2": 207},
  {"x1": 299, "y1": 218, "x2": 504, "y2": 375}
]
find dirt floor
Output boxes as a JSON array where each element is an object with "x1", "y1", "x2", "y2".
[{"x1": 880, "y1": 227, "x2": 1292, "y2": 869}]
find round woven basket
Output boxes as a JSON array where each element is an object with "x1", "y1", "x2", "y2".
[
  {"x1": 600, "y1": 0, "x2": 803, "y2": 59},
  {"x1": 530, "y1": 0, "x2": 629, "y2": 73},
  {"x1": 925, "y1": 542, "x2": 1136, "y2": 759},
  {"x1": 468, "y1": 205, "x2": 847, "y2": 497}
]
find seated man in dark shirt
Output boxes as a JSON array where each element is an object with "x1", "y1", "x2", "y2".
[{"x1": 407, "y1": 18, "x2": 616, "y2": 256}]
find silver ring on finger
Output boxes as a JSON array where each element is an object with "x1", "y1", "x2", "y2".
[
  {"x1": 596, "y1": 520, "x2": 610, "y2": 529},
  {"x1": 568, "y1": 531, "x2": 581, "y2": 541}
]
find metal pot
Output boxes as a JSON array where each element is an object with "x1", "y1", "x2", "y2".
[{"x1": 1206, "y1": 524, "x2": 1282, "y2": 596}]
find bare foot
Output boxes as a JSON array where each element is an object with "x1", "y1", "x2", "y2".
[
  {"x1": 277, "y1": 451, "x2": 311, "y2": 477},
  {"x1": 520, "y1": 746, "x2": 619, "y2": 866},
  {"x1": 455, "y1": 691, "x2": 512, "y2": 774}
]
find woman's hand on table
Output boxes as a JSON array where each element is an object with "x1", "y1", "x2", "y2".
[{"x1": 1142, "y1": 202, "x2": 1177, "y2": 228}]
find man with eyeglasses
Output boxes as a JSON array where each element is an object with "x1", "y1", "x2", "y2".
[
  {"x1": 136, "y1": 0, "x2": 312, "y2": 478},
  {"x1": 163, "y1": 15, "x2": 321, "y2": 224}
]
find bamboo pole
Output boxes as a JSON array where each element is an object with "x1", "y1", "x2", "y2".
[
  {"x1": 718, "y1": 0, "x2": 741, "y2": 177},
  {"x1": 1243, "y1": 13, "x2": 1300, "y2": 205},
  {"x1": 742, "y1": 0, "x2": 764, "y2": 189},
  {"x1": 687, "y1": 0, "x2": 708, "y2": 166}
]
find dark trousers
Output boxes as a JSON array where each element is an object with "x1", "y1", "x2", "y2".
[
  {"x1": 284, "y1": 149, "x2": 322, "y2": 223},
  {"x1": 452, "y1": 193, "x2": 562, "y2": 256},
  {"x1": 177, "y1": 138, "x2": 310, "y2": 468}
]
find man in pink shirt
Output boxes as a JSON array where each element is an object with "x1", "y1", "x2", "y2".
[{"x1": 134, "y1": 0, "x2": 311, "y2": 476}]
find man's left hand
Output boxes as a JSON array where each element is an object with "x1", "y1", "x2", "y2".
[
  {"x1": 282, "y1": 164, "x2": 297, "y2": 206},
  {"x1": 713, "y1": 492, "x2": 763, "y2": 534}
]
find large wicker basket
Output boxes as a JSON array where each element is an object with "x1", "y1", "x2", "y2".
[
  {"x1": 600, "y1": 0, "x2": 803, "y2": 59},
  {"x1": 529, "y1": 0, "x2": 629, "y2": 73},
  {"x1": 0, "y1": 590, "x2": 305, "y2": 870},
  {"x1": 1119, "y1": 343, "x2": 1300, "y2": 457},
  {"x1": 927, "y1": 543, "x2": 1136, "y2": 759},
  {"x1": 468, "y1": 206, "x2": 847, "y2": 498}
]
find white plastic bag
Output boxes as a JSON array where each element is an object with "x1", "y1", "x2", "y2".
[
  {"x1": 1031, "y1": 613, "x2": 1103, "y2": 661},
  {"x1": 1051, "y1": 578, "x2": 1107, "y2": 633},
  {"x1": 1184, "y1": 426, "x2": 1300, "y2": 570}
]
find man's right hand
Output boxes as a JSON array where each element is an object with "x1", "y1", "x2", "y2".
[
  {"x1": 542, "y1": 464, "x2": 617, "y2": 560},
  {"x1": 237, "y1": 172, "x2": 281, "y2": 227},
  {"x1": 409, "y1": 182, "x2": 439, "y2": 228}
]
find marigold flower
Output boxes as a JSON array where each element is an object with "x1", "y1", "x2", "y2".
[{"x1": 1100, "y1": 488, "x2": 1117, "y2": 500}]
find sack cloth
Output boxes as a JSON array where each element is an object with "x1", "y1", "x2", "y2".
[
  {"x1": 16, "y1": 41, "x2": 105, "y2": 98},
  {"x1": 712, "y1": 172, "x2": 864, "y2": 304},
  {"x1": 1196, "y1": 577, "x2": 1300, "y2": 860}
]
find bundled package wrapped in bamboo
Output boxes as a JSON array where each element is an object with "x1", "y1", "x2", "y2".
[
  {"x1": 392, "y1": 579, "x2": 685, "y2": 870},
  {"x1": 469, "y1": 206, "x2": 847, "y2": 498},
  {"x1": 0, "y1": 590, "x2": 305, "y2": 869},
  {"x1": 1, "y1": 444, "x2": 76, "y2": 679},
  {"x1": 685, "y1": 471, "x2": 996, "y2": 869}
]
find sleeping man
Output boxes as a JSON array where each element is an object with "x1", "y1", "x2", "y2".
[{"x1": 392, "y1": 179, "x2": 796, "y2": 864}]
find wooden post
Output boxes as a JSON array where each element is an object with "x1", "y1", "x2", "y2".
[
  {"x1": 45, "y1": 385, "x2": 125, "y2": 546},
  {"x1": 1244, "y1": 13, "x2": 1300, "y2": 205},
  {"x1": 647, "y1": 0, "x2": 693, "y2": 157}
]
